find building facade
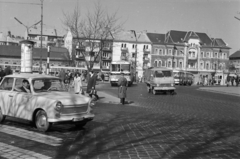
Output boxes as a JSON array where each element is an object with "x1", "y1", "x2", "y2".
[
  {"x1": 229, "y1": 50, "x2": 240, "y2": 73},
  {"x1": 146, "y1": 30, "x2": 231, "y2": 84}
]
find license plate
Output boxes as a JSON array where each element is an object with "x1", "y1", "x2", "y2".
[{"x1": 73, "y1": 118, "x2": 83, "y2": 122}]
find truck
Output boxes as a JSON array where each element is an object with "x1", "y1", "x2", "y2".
[{"x1": 144, "y1": 67, "x2": 176, "y2": 95}]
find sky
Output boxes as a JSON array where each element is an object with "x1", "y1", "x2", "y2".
[{"x1": 0, "y1": 0, "x2": 240, "y2": 54}]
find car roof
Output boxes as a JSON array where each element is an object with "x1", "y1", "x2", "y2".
[{"x1": 5, "y1": 73, "x2": 60, "y2": 80}]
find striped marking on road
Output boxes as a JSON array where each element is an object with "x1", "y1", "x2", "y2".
[
  {"x1": 0, "y1": 125, "x2": 62, "y2": 146},
  {"x1": 0, "y1": 142, "x2": 51, "y2": 159}
]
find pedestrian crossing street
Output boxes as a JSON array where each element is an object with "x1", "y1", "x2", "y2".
[{"x1": 0, "y1": 125, "x2": 63, "y2": 159}]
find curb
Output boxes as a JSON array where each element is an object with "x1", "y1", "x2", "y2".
[{"x1": 197, "y1": 88, "x2": 240, "y2": 97}]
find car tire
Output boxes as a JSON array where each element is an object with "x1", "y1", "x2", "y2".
[
  {"x1": 0, "y1": 108, "x2": 6, "y2": 123},
  {"x1": 35, "y1": 110, "x2": 51, "y2": 132}
]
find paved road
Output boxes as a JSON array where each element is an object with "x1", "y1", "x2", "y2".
[{"x1": 0, "y1": 83, "x2": 239, "y2": 159}]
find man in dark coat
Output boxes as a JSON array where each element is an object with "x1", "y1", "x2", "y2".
[
  {"x1": 0, "y1": 67, "x2": 5, "y2": 82},
  {"x1": 117, "y1": 72, "x2": 128, "y2": 105},
  {"x1": 235, "y1": 74, "x2": 239, "y2": 87},
  {"x1": 226, "y1": 74, "x2": 231, "y2": 87},
  {"x1": 86, "y1": 71, "x2": 99, "y2": 99}
]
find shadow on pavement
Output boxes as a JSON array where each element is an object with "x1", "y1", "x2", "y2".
[{"x1": 54, "y1": 104, "x2": 240, "y2": 159}]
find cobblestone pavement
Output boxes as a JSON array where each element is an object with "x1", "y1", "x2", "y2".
[{"x1": 0, "y1": 83, "x2": 239, "y2": 159}]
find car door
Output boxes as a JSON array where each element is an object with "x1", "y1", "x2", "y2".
[
  {"x1": 0, "y1": 77, "x2": 14, "y2": 116},
  {"x1": 11, "y1": 78, "x2": 33, "y2": 120}
]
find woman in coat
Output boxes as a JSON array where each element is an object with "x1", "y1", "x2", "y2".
[
  {"x1": 72, "y1": 72, "x2": 83, "y2": 94},
  {"x1": 117, "y1": 73, "x2": 128, "y2": 105}
]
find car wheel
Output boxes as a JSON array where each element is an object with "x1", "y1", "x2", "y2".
[
  {"x1": 0, "y1": 108, "x2": 6, "y2": 123},
  {"x1": 35, "y1": 110, "x2": 51, "y2": 132}
]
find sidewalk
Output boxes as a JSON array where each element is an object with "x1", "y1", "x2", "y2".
[{"x1": 198, "y1": 86, "x2": 240, "y2": 97}]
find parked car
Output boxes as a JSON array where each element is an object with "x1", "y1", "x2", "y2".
[{"x1": 0, "y1": 73, "x2": 95, "y2": 132}]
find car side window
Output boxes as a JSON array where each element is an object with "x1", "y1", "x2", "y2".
[
  {"x1": 14, "y1": 78, "x2": 31, "y2": 93},
  {"x1": 0, "y1": 78, "x2": 14, "y2": 90}
]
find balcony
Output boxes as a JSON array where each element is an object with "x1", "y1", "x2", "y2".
[
  {"x1": 121, "y1": 56, "x2": 128, "y2": 61},
  {"x1": 121, "y1": 47, "x2": 128, "y2": 52},
  {"x1": 143, "y1": 48, "x2": 150, "y2": 54},
  {"x1": 143, "y1": 57, "x2": 150, "y2": 63},
  {"x1": 102, "y1": 56, "x2": 112, "y2": 61},
  {"x1": 102, "y1": 46, "x2": 112, "y2": 51}
]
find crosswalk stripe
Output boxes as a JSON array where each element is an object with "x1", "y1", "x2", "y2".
[
  {"x1": 0, "y1": 125, "x2": 62, "y2": 146},
  {"x1": 0, "y1": 142, "x2": 52, "y2": 159}
]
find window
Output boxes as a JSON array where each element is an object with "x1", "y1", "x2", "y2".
[
  {"x1": 179, "y1": 61, "x2": 182, "y2": 68},
  {"x1": 168, "y1": 61, "x2": 171, "y2": 67},
  {"x1": 201, "y1": 52, "x2": 204, "y2": 58},
  {"x1": 143, "y1": 45, "x2": 148, "y2": 49},
  {"x1": 132, "y1": 44, "x2": 136, "y2": 49},
  {"x1": 155, "y1": 48, "x2": 158, "y2": 54},
  {"x1": 132, "y1": 53, "x2": 136, "y2": 58},
  {"x1": 159, "y1": 49, "x2": 163, "y2": 55},
  {"x1": 121, "y1": 43, "x2": 127, "y2": 48},
  {"x1": 39, "y1": 37, "x2": 46, "y2": 41},
  {"x1": 158, "y1": 61, "x2": 162, "y2": 67},
  {"x1": 154, "y1": 61, "x2": 158, "y2": 67},
  {"x1": 168, "y1": 49, "x2": 172, "y2": 55},
  {"x1": 215, "y1": 52, "x2": 218, "y2": 58},
  {"x1": 0, "y1": 78, "x2": 14, "y2": 90}
]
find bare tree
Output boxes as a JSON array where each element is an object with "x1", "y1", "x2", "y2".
[{"x1": 62, "y1": 2, "x2": 123, "y2": 71}]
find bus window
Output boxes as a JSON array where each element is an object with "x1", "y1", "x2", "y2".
[
  {"x1": 162, "y1": 71, "x2": 172, "y2": 77},
  {"x1": 121, "y1": 64, "x2": 130, "y2": 72},
  {"x1": 155, "y1": 71, "x2": 164, "y2": 77},
  {"x1": 112, "y1": 64, "x2": 120, "y2": 71}
]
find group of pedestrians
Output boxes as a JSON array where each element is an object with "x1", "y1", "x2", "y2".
[
  {"x1": 0, "y1": 66, "x2": 13, "y2": 82},
  {"x1": 226, "y1": 73, "x2": 239, "y2": 87}
]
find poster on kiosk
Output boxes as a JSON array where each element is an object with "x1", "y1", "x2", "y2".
[{"x1": 20, "y1": 40, "x2": 35, "y2": 73}]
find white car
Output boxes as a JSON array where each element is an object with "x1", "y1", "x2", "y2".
[{"x1": 0, "y1": 73, "x2": 95, "y2": 132}]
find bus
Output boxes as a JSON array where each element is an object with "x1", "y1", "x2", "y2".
[
  {"x1": 173, "y1": 70, "x2": 194, "y2": 86},
  {"x1": 109, "y1": 60, "x2": 134, "y2": 86}
]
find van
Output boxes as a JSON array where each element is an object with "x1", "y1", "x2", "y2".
[{"x1": 144, "y1": 67, "x2": 176, "y2": 95}]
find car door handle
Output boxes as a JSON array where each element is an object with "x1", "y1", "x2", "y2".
[{"x1": 9, "y1": 95, "x2": 13, "y2": 97}]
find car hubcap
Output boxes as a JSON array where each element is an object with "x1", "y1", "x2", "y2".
[{"x1": 38, "y1": 115, "x2": 47, "y2": 127}]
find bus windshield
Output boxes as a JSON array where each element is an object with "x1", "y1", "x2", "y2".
[
  {"x1": 155, "y1": 70, "x2": 172, "y2": 77},
  {"x1": 111, "y1": 64, "x2": 130, "y2": 72}
]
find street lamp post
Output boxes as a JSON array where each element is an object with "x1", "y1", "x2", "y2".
[
  {"x1": 14, "y1": 17, "x2": 41, "y2": 40},
  {"x1": 39, "y1": 0, "x2": 43, "y2": 74},
  {"x1": 131, "y1": 30, "x2": 137, "y2": 82},
  {"x1": 173, "y1": 45, "x2": 177, "y2": 71}
]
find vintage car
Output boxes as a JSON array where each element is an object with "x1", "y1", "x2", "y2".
[{"x1": 0, "y1": 73, "x2": 95, "y2": 132}]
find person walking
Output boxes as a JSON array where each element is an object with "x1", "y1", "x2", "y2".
[
  {"x1": 231, "y1": 76, "x2": 235, "y2": 86},
  {"x1": 71, "y1": 72, "x2": 83, "y2": 94},
  {"x1": 235, "y1": 74, "x2": 239, "y2": 87},
  {"x1": 0, "y1": 67, "x2": 5, "y2": 82},
  {"x1": 86, "y1": 71, "x2": 99, "y2": 99},
  {"x1": 118, "y1": 72, "x2": 128, "y2": 105},
  {"x1": 226, "y1": 73, "x2": 231, "y2": 87}
]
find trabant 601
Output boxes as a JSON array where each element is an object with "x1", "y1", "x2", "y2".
[
  {"x1": 144, "y1": 67, "x2": 176, "y2": 95},
  {"x1": 0, "y1": 73, "x2": 95, "y2": 132}
]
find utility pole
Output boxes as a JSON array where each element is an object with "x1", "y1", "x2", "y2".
[
  {"x1": 131, "y1": 30, "x2": 137, "y2": 82},
  {"x1": 40, "y1": 0, "x2": 43, "y2": 74}
]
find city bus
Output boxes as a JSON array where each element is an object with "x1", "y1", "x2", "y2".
[
  {"x1": 109, "y1": 60, "x2": 134, "y2": 86},
  {"x1": 173, "y1": 70, "x2": 194, "y2": 86}
]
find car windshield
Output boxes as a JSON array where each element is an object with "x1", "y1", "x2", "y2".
[
  {"x1": 155, "y1": 70, "x2": 172, "y2": 77},
  {"x1": 32, "y1": 78, "x2": 67, "y2": 93}
]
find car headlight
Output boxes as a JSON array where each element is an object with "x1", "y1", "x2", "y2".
[
  {"x1": 157, "y1": 84, "x2": 160, "y2": 87},
  {"x1": 171, "y1": 83, "x2": 174, "y2": 87},
  {"x1": 55, "y1": 101, "x2": 63, "y2": 111}
]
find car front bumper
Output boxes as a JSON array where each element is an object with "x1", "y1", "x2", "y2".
[
  {"x1": 48, "y1": 113, "x2": 95, "y2": 123},
  {"x1": 154, "y1": 87, "x2": 176, "y2": 91}
]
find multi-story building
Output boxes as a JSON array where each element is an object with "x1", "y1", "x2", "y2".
[
  {"x1": 0, "y1": 31, "x2": 23, "y2": 46},
  {"x1": 229, "y1": 50, "x2": 240, "y2": 73},
  {"x1": 112, "y1": 31, "x2": 151, "y2": 77},
  {"x1": 26, "y1": 27, "x2": 65, "y2": 48},
  {"x1": 146, "y1": 30, "x2": 231, "y2": 84}
]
